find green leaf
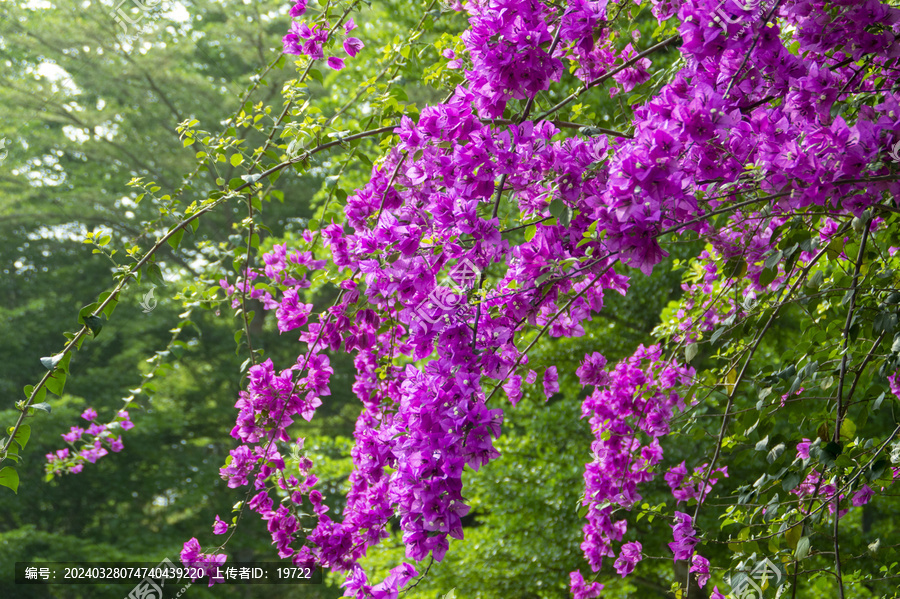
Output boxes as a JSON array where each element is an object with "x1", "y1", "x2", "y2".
[
  {"x1": 785, "y1": 524, "x2": 802, "y2": 549},
  {"x1": 576, "y1": 503, "x2": 588, "y2": 519},
  {"x1": 57, "y1": 352, "x2": 72, "y2": 374},
  {"x1": 98, "y1": 291, "x2": 119, "y2": 319},
  {"x1": 826, "y1": 237, "x2": 843, "y2": 260},
  {"x1": 78, "y1": 302, "x2": 99, "y2": 325},
  {"x1": 874, "y1": 311, "x2": 897, "y2": 336},
  {"x1": 759, "y1": 266, "x2": 777, "y2": 288},
  {"x1": 40, "y1": 354, "x2": 64, "y2": 370},
  {"x1": 764, "y1": 249, "x2": 783, "y2": 270},
  {"x1": 30, "y1": 402, "x2": 52, "y2": 414},
  {"x1": 890, "y1": 332, "x2": 900, "y2": 353},
  {"x1": 795, "y1": 536, "x2": 810, "y2": 560},
  {"x1": 0, "y1": 467, "x2": 19, "y2": 493},
  {"x1": 548, "y1": 199, "x2": 566, "y2": 219},
  {"x1": 767, "y1": 443, "x2": 785, "y2": 464},
  {"x1": 820, "y1": 441, "x2": 842, "y2": 466},
  {"x1": 710, "y1": 326, "x2": 726, "y2": 345},
  {"x1": 24, "y1": 384, "x2": 46, "y2": 404},
  {"x1": 84, "y1": 315, "x2": 103, "y2": 338},
  {"x1": 724, "y1": 367, "x2": 738, "y2": 395},
  {"x1": 230, "y1": 153, "x2": 244, "y2": 167},
  {"x1": 839, "y1": 419, "x2": 856, "y2": 441},
  {"x1": 685, "y1": 343, "x2": 698, "y2": 364},
  {"x1": 524, "y1": 225, "x2": 537, "y2": 242},
  {"x1": 147, "y1": 264, "x2": 165, "y2": 287},
  {"x1": 45, "y1": 371, "x2": 67, "y2": 396},
  {"x1": 8, "y1": 424, "x2": 30, "y2": 451},
  {"x1": 868, "y1": 459, "x2": 889, "y2": 482},
  {"x1": 167, "y1": 228, "x2": 185, "y2": 251},
  {"x1": 782, "y1": 472, "x2": 802, "y2": 492},
  {"x1": 806, "y1": 270, "x2": 824, "y2": 289}
]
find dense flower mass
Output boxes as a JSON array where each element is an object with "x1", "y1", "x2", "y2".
[
  {"x1": 8, "y1": 0, "x2": 898, "y2": 595},
  {"x1": 213, "y1": 0, "x2": 900, "y2": 594},
  {"x1": 25, "y1": 0, "x2": 899, "y2": 596},
  {"x1": 578, "y1": 345, "x2": 697, "y2": 571}
]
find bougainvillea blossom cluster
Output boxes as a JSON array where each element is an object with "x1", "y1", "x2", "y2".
[
  {"x1": 171, "y1": 0, "x2": 900, "y2": 595},
  {"x1": 282, "y1": 2, "x2": 364, "y2": 70},
  {"x1": 46, "y1": 407, "x2": 133, "y2": 475}
]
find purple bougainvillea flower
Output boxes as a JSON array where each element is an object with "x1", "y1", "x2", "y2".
[
  {"x1": 282, "y1": 33, "x2": 301, "y2": 55},
  {"x1": 668, "y1": 511, "x2": 698, "y2": 561},
  {"x1": 289, "y1": 1, "x2": 307, "y2": 18},
  {"x1": 181, "y1": 538, "x2": 201, "y2": 564},
  {"x1": 118, "y1": 410, "x2": 135, "y2": 430},
  {"x1": 343, "y1": 37, "x2": 364, "y2": 57},
  {"x1": 690, "y1": 554, "x2": 710, "y2": 588},
  {"x1": 213, "y1": 515, "x2": 229, "y2": 535},
  {"x1": 542, "y1": 365, "x2": 559, "y2": 398},
  {"x1": 62, "y1": 426, "x2": 84, "y2": 443},
  {"x1": 569, "y1": 570, "x2": 603, "y2": 599},
  {"x1": 86, "y1": 423, "x2": 106, "y2": 436},
  {"x1": 327, "y1": 56, "x2": 345, "y2": 70},
  {"x1": 796, "y1": 438, "x2": 811, "y2": 459},
  {"x1": 614, "y1": 541, "x2": 642, "y2": 577},
  {"x1": 852, "y1": 485, "x2": 874, "y2": 507}
]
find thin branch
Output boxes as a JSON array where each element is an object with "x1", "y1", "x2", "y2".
[
  {"x1": 534, "y1": 36, "x2": 679, "y2": 123},
  {"x1": 0, "y1": 197, "x2": 226, "y2": 465},
  {"x1": 829, "y1": 221, "x2": 869, "y2": 599}
]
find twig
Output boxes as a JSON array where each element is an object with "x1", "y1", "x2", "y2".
[{"x1": 534, "y1": 36, "x2": 678, "y2": 123}]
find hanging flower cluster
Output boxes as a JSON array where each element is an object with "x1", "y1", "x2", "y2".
[
  {"x1": 578, "y1": 345, "x2": 697, "y2": 573},
  {"x1": 45, "y1": 408, "x2": 133, "y2": 475},
  {"x1": 202, "y1": 0, "x2": 900, "y2": 594},
  {"x1": 282, "y1": 1, "x2": 364, "y2": 70}
]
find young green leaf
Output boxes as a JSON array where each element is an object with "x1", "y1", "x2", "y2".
[
  {"x1": 0, "y1": 467, "x2": 19, "y2": 494},
  {"x1": 41, "y1": 354, "x2": 64, "y2": 371}
]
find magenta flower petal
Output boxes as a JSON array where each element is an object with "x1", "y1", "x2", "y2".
[
  {"x1": 542, "y1": 366, "x2": 559, "y2": 398},
  {"x1": 289, "y1": 0, "x2": 307, "y2": 17},
  {"x1": 213, "y1": 515, "x2": 229, "y2": 535},
  {"x1": 343, "y1": 37, "x2": 364, "y2": 58}
]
